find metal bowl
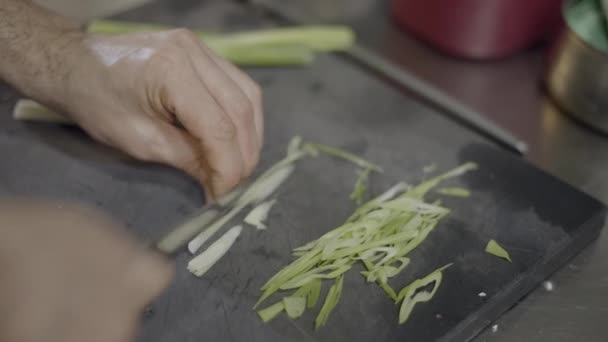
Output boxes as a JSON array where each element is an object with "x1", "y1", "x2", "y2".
[{"x1": 545, "y1": 6, "x2": 608, "y2": 134}]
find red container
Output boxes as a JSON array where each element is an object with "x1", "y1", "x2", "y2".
[{"x1": 390, "y1": 0, "x2": 563, "y2": 60}]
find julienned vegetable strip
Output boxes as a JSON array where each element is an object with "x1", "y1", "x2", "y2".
[
  {"x1": 306, "y1": 143, "x2": 383, "y2": 173},
  {"x1": 187, "y1": 225, "x2": 243, "y2": 277},
  {"x1": 188, "y1": 145, "x2": 303, "y2": 254},
  {"x1": 351, "y1": 167, "x2": 372, "y2": 205},
  {"x1": 397, "y1": 263, "x2": 452, "y2": 324},
  {"x1": 156, "y1": 209, "x2": 219, "y2": 255},
  {"x1": 485, "y1": 240, "x2": 512, "y2": 262},
  {"x1": 244, "y1": 199, "x2": 277, "y2": 230},
  {"x1": 436, "y1": 187, "x2": 471, "y2": 197},
  {"x1": 255, "y1": 163, "x2": 478, "y2": 329},
  {"x1": 314, "y1": 275, "x2": 344, "y2": 330}
]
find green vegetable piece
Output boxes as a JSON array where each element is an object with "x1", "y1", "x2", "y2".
[
  {"x1": 485, "y1": 240, "x2": 512, "y2": 262},
  {"x1": 306, "y1": 143, "x2": 383, "y2": 173},
  {"x1": 292, "y1": 278, "x2": 323, "y2": 309},
  {"x1": 315, "y1": 275, "x2": 344, "y2": 330},
  {"x1": 436, "y1": 187, "x2": 471, "y2": 198},
  {"x1": 407, "y1": 162, "x2": 478, "y2": 199},
  {"x1": 307, "y1": 279, "x2": 323, "y2": 308},
  {"x1": 88, "y1": 20, "x2": 356, "y2": 65},
  {"x1": 257, "y1": 301, "x2": 285, "y2": 323},
  {"x1": 283, "y1": 296, "x2": 307, "y2": 319},
  {"x1": 397, "y1": 263, "x2": 452, "y2": 324},
  {"x1": 380, "y1": 282, "x2": 398, "y2": 302},
  {"x1": 351, "y1": 167, "x2": 372, "y2": 205}
]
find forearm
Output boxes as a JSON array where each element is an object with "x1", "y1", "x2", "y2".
[{"x1": 0, "y1": 0, "x2": 83, "y2": 107}]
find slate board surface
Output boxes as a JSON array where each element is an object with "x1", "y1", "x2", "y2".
[{"x1": 0, "y1": 1, "x2": 605, "y2": 341}]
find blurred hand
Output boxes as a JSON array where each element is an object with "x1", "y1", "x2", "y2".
[
  {"x1": 0, "y1": 199, "x2": 174, "y2": 342},
  {"x1": 61, "y1": 29, "x2": 263, "y2": 198}
]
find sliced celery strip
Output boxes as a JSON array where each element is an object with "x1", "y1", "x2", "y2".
[
  {"x1": 485, "y1": 240, "x2": 512, "y2": 262},
  {"x1": 244, "y1": 199, "x2": 277, "y2": 230},
  {"x1": 397, "y1": 263, "x2": 452, "y2": 324},
  {"x1": 257, "y1": 301, "x2": 285, "y2": 323},
  {"x1": 292, "y1": 278, "x2": 322, "y2": 308},
  {"x1": 350, "y1": 167, "x2": 372, "y2": 205},
  {"x1": 407, "y1": 162, "x2": 478, "y2": 199},
  {"x1": 306, "y1": 143, "x2": 383, "y2": 173},
  {"x1": 283, "y1": 296, "x2": 306, "y2": 319},
  {"x1": 436, "y1": 187, "x2": 471, "y2": 198},
  {"x1": 314, "y1": 275, "x2": 344, "y2": 330},
  {"x1": 187, "y1": 225, "x2": 242, "y2": 277}
]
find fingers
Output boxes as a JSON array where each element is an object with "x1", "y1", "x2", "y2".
[
  {"x1": 199, "y1": 43, "x2": 264, "y2": 147},
  {"x1": 185, "y1": 38, "x2": 261, "y2": 175}
]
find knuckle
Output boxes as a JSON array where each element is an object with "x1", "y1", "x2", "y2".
[
  {"x1": 211, "y1": 114, "x2": 237, "y2": 141},
  {"x1": 225, "y1": 93, "x2": 254, "y2": 124}
]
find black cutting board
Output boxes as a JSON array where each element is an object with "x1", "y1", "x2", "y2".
[{"x1": 0, "y1": 1, "x2": 605, "y2": 341}]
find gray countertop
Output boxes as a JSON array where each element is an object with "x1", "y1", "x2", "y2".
[{"x1": 250, "y1": 0, "x2": 608, "y2": 341}]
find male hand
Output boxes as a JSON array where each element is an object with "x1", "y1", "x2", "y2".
[{"x1": 61, "y1": 30, "x2": 263, "y2": 198}]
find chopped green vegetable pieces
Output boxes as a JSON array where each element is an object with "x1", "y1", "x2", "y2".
[
  {"x1": 436, "y1": 187, "x2": 471, "y2": 197},
  {"x1": 292, "y1": 279, "x2": 323, "y2": 308},
  {"x1": 257, "y1": 301, "x2": 285, "y2": 322},
  {"x1": 306, "y1": 143, "x2": 383, "y2": 173},
  {"x1": 283, "y1": 296, "x2": 307, "y2": 319},
  {"x1": 397, "y1": 263, "x2": 452, "y2": 324},
  {"x1": 315, "y1": 275, "x2": 344, "y2": 330},
  {"x1": 485, "y1": 240, "x2": 512, "y2": 262},
  {"x1": 351, "y1": 167, "x2": 372, "y2": 205},
  {"x1": 255, "y1": 163, "x2": 477, "y2": 328}
]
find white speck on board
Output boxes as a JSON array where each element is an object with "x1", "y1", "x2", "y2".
[{"x1": 492, "y1": 325, "x2": 499, "y2": 333}]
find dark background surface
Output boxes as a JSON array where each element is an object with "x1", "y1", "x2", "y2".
[{"x1": 1, "y1": 0, "x2": 607, "y2": 341}]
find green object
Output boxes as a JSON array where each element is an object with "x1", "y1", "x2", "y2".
[
  {"x1": 255, "y1": 163, "x2": 478, "y2": 328},
  {"x1": 350, "y1": 168, "x2": 372, "y2": 205},
  {"x1": 257, "y1": 301, "x2": 285, "y2": 322},
  {"x1": 565, "y1": 0, "x2": 608, "y2": 52},
  {"x1": 283, "y1": 296, "x2": 307, "y2": 319},
  {"x1": 292, "y1": 279, "x2": 323, "y2": 308},
  {"x1": 306, "y1": 143, "x2": 383, "y2": 172},
  {"x1": 87, "y1": 20, "x2": 356, "y2": 66},
  {"x1": 485, "y1": 240, "x2": 512, "y2": 262},
  {"x1": 397, "y1": 264, "x2": 452, "y2": 324},
  {"x1": 314, "y1": 275, "x2": 344, "y2": 330},
  {"x1": 436, "y1": 187, "x2": 471, "y2": 198}
]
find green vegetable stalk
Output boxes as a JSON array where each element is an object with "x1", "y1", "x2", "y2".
[{"x1": 87, "y1": 20, "x2": 356, "y2": 67}]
